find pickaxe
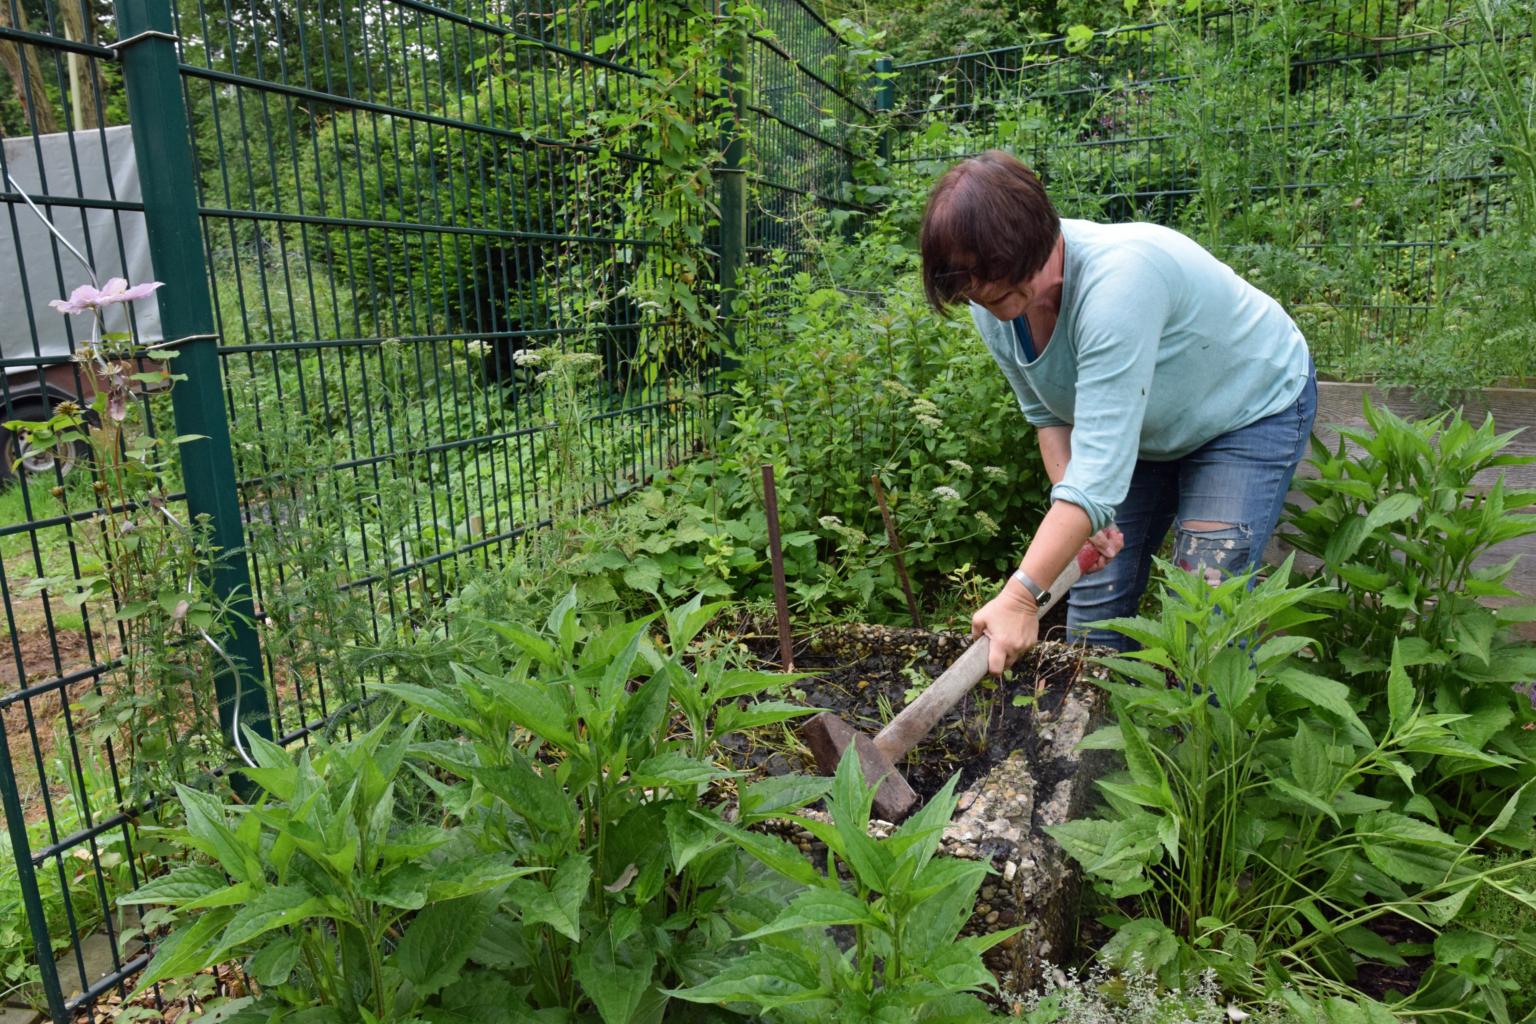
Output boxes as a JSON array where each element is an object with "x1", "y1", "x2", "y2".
[{"x1": 799, "y1": 550, "x2": 1093, "y2": 822}]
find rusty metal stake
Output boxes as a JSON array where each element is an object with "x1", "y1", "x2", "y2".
[
  {"x1": 761, "y1": 464, "x2": 794, "y2": 671},
  {"x1": 871, "y1": 472, "x2": 921, "y2": 629}
]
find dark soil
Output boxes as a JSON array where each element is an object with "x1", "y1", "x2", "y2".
[
  {"x1": 1353, "y1": 914, "x2": 1435, "y2": 1000},
  {"x1": 731, "y1": 606, "x2": 1087, "y2": 802}
]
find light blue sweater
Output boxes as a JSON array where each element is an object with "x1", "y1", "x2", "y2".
[{"x1": 970, "y1": 219, "x2": 1311, "y2": 532}]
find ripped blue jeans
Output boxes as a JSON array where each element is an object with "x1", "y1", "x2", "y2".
[{"x1": 1067, "y1": 366, "x2": 1317, "y2": 651}]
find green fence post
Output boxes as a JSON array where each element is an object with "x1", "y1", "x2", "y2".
[
  {"x1": 114, "y1": 0, "x2": 270, "y2": 751},
  {"x1": 717, "y1": 0, "x2": 747, "y2": 373},
  {"x1": 0, "y1": 725, "x2": 68, "y2": 1021},
  {"x1": 875, "y1": 57, "x2": 894, "y2": 162}
]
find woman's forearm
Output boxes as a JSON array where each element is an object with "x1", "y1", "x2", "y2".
[{"x1": 1006, "y1": 500, "x2": 1093, "y2": 604}]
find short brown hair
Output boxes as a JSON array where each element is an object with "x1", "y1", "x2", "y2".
[{"x1": 919, "y1": 150, "x2": 1061, "y2": 312}]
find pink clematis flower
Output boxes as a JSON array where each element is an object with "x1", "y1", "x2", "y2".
[{"x1": 49, "y1": 277, "x2": 164, "y2": 316}]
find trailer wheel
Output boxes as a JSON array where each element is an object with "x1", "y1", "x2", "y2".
[{"x1": 0, "y1": 398, "x2": 91, "y2": 488}]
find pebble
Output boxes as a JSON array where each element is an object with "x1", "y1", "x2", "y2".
[
  {"x1": 985, "y1": 911, "x2": 999, "y2": 924},
  {"x1": 1003, "y1": 860, "x2": 1017, "y2": 882}
]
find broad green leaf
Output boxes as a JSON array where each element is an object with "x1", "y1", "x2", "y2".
[
  {"x1": 737, "y1": 888, "x2": 880, "y2": 939},
  {"x1": 663, "y1": 951, "x2": 826, "y2": 1008},
  {"x1": 179, "y1": 881, "x2": 258, "y2": 913},
  {"x1": 248, "y1": 934, "x2": 302, "y2": 987},
  {"x1": 664, "y1": 800, "x2": 718, "y2": 873},
  {"x1": 1452, "y1": 607, "x2": 1497, "y2": 666},
  {"x1": 712, "y1": 668, "x2": 809, "y2": 701},
  {"x1": 892, "y1": 771, "x2": 963, "y2": 878},
  {"x1": 581, "y1": 614, "x2": 656, "y2": 671},
  {"x1": 666, "y1": 594, "x2": 729, "y2": 650},
  {"x1": 549, "y1": 587, "x2": 581, "y2": 655},
  {"x1": 119, "y1": 865, "x2": 228, "y2": 907},
  {"x1": 1043, "y1": 818, "x2": 1117, "y2": 868},
  {"x1": 371, "y1": 682, "x2": 476, "y2": 731},
  {"x1": 1277, "y1": 669, "x2": 1369, "y2": 740},
  {"x1": 1291, "y1": 721, "x2": 1331, "y2": 797},
  {"x1": 431, "y1": 973, "x2": 540, "y2": 1024},
  {"x1": 618, "y1": 669, "x2": 671, "y2": 752},
  {"x1": 482, "y1": 620, "x2": 560, "y2": 668},
  {"x1": 357, "y1": 863, "x2": 429, "y2": 910},
  {"x1": 916, "y1": 940, "x2": 1002, "y2": 993},
  {"x1": 1114, "y1": 700, "x2": 1170, "y2": 806},
  {"x1": 1075, "y1": 725, "x2": 1124, "y2": 751},
  {"x1": 709, "y1": 817, "x2": 822, "y2": 887},
  {"x1": 176, "y1": 784, "x2": 259, "y2": 883},
  {"x1": 714, "y1": 700, "x2": 817, "y2": 734},
  {"x1": 629, "y1": 752, "x2": 735, "y2": 789},
  {"x1": 905, "y1": 858, "x2": 993, "y2": 956},
  {"x1": 738, "y1": 775, "x2": 833, "y2": 822},
  {"x1": 475, "y1": 753, "x2": 576, "y2": 834},
  {"x1": 597, "y1": 629, "x2": 645, "y2": 715},
  {"x1": 481, "y1": 677, "x2": 576, "y2": 748},
  {"x1": 1337, "y1": 925, "x2": 1407, "y2": 966},
  {"x1": 395, "y1": 893, "x2": 496, "y2": 996},
  {"x1": 1363, "y1": 492, "x2": 1422, "y2": 533},
  {"x1": 1433, "y1": 929, "x2": 1496, "y2": 966},
  {"x1": 213, "y1": 886, "x2": 328, "y2": 956},
  {"x1": 425, "y1": 854, "x2": 543, "y2": 901},
  {"x1": 1387, "y1": 641, "x2": 1414, "y2": 730},
  {"x1": 1100, "y1": 918, "x2": 1178, "y2": 977},
  {"x1": 1323, "y1": 994, "x2": 1397, "y2": 1024},
  {"x1": 134, "y1": 908, "x2": 234, "y2": 991},
  {"x1": 572, "y1": 934, "x2": 656, "y2": 1024},
  {"x1": 509, "y1": 854, "x2": 590, "y2": 941},
  {"x1": 827, "y1": 746, "x2": 894, "y2": 889}
]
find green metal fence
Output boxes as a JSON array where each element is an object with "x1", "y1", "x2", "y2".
[
  {"x1": 0, "y1": 0, "x2": 867, "y2": 1017},
  {"x1": 888, "y1": 2, "x2": 1520, "y2": 373}
]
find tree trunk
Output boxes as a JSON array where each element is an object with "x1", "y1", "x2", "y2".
[
  {"x1": 58, "y1": 0, "x2": 103, "y2": 129},
  {"x1": 0, "y1": 0, "x2": 61, "y2": 134}
]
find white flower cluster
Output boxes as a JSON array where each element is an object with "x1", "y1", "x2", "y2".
[
  {"x1": 931, "y1": 485, "x2": 962, "y2": 503},
  {"x1": 982, "y1": 465, "x2": 1007, "y2": 480},
  {"x1": 1001, "y1": 961, "x2": 1270, "y2": 1024},
  {"x1": 973, "y1": 511, "x2": 999, "y2": 536},
  {"x1": 946, "y1": 458, "x2": 972, "y2": 475}
]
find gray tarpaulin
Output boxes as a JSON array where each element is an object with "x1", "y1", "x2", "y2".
[{"x1": 1, "y1": 124, "x2": 163, "y2": 379}]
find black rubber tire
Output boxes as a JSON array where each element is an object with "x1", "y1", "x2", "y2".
[{"x1": 0, "y1": 398, "x2": 90, "y2": 489}]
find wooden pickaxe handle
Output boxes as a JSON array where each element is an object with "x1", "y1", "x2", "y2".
[{"x1": 871, "y1": 554, "x2": 1086, "y2": 763}]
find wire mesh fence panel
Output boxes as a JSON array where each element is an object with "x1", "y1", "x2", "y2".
[
  {"x1": 888, "y1": 1, "x2": 1521, "y2": 373},
  {"x1": 741, "y1": 0, "x2": 871, "y2": 272},
  {"x1": 1, "y1": 6, "x2": 173, "y2": 1018},
  {"x1": 2, "y1": 0, "x2": 868, "y2": 1018}
]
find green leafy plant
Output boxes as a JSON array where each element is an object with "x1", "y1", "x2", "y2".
[
  {"x1": 378, "y1": 593, "x2": 821, "y2": 1021},
  {"x1": 1052, "y1": 559, "x2": 1536, "y2": 1019},
  {"x1": 673, "y1": 745, "x2": 1019, "y2": 1021},
  {"x1": 3, "y1": 266, "x2": 235, "y2": 804},
  {"x1": 1282, "y1": 397, "x2": 1536, "y2": 828},
  {"x1": 121, "y1": 717, "x2": 540, "y2": 1021}
]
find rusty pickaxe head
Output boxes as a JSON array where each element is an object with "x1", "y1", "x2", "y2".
[
  {"x1": 796, "y1": 548, "x2": 1094, "y2": 822},
  {"x1": 799, "y1": 711, "x2": 920, "y2": 822}
]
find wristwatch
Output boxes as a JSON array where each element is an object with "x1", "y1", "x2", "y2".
[{"x1": 1010, "y1": 568, "x2": 1050, "y2": 606}]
